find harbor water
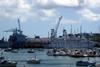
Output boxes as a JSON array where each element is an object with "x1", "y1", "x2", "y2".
[{"x1": 1, "y1": 49, "x2": 100, "y2": 67}]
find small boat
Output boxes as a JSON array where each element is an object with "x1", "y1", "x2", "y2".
[
  {"x1": 47, "y1": 49, "x2": 67, "y2": 56},
  {"x1": 4, "y1": 48, "x2": 12, "y2": 52},
  {"x1": 69, "y1": 54, "x2": 84, "y2": 57},
  {"x1": 27, "y1": 58, "x2": 40, "y2": 64},
  {"x1": 76, "y1": 39, "x2": 96, "y2": 67},
  {"x1": 11, "y1": 49, "x2": 18, "y2": 53},
  {"x1": 0, "y1": 60, "x2": 17, "y2": 67},
  {"x1": 27, "y1": 49, "x2": 34, "y2": 53},
  {"x1": 27, "y1": 50, "x2": 40, "y2": 64},
  {"x1": 69, "y1": 51, "x2": 84, "y2": 58},
  {"x1": 0, "y1": 51, "x2": 17, "y2": 67},
  {"x1": 76, "y1": 60, "x2": 96, "y2": 66},
  {"x1": 54, "y1": 51, "x2": 67, "y2": 56}
]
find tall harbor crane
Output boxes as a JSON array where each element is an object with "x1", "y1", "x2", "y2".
[
  {"x1": 51, "y1": 16, "x2": 62, "y2": 41},
  {"x1": 4, "y1": 18, "x2": 22, "y2": 34},
  {"x1": 17, "y1": 18, "x2": 22, "y2": 34},
  {"x1": 4, "y1": 18, "x2": 26, "y2": 48}
]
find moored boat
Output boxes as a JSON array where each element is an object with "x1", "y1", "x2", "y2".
[
  {"x1": 27, "y1": 58, "x2": 40, "y2": 64},
  {"x1": 27, "y1": 49, "x2": 34, "y2": 53},
  {"x1": 0, "y1": 60, "x2": 17, "y2": 67},
  {"x1": 76, "y1": 60, "x2": 96, "y2": 66},
  {"x1": 11, "y1": 49, "x2": 18, "y2": 53}
]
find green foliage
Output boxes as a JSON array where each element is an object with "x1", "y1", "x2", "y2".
[{"x1": 90, "y1": 34, "x2": 100, "y2": 42}]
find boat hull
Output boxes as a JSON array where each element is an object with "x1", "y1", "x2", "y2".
[
  {"x1": 76, "y1": 61, "x2": 95, "y2": 66},
  {"x1": 0, "y1": 64, "x2": 17, "y2": 67},
  {"x1": 27, "y1": 60, "x2": 40, "y2": 64}
]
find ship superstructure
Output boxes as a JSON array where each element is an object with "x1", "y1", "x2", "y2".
[
  {"x1": 48, "y1": 16, "x2": 95, "y2": 49},
  {"x1": 6, "y1": 18, "x2": 26, "y2": 48}
]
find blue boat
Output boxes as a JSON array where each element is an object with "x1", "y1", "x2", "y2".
[{"x1": 76, "y1": 61, "x2": 96, "y2": 66}]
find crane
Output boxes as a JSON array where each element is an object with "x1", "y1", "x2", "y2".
[
  {"x1": 4, "y1": 18, "x2": 22, "y2": 34},
  {"x1": 51, "y1": 16, "x2": 62, "y2": 39},
  {"x1": 17, "y1": 18, "x2": 22, "y2": 34}
]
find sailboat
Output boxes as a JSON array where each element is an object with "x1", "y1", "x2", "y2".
[
  {"x1": 76, "y1": 37, "x2": 96, "y2": 66},
  {"x1": 27, "y1": 50, "x2": 40, "y2": 64}
]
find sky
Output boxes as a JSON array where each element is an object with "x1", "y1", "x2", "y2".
[{"x1": 0, "y1": 0, "x2": 100, "y2": 39}]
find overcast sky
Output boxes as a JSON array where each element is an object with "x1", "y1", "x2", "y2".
[{"x1": 0, "y1": 0, "x2": 100, "y2": 39}]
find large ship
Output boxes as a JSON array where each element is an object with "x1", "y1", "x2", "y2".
[
  {"x1": 5, "y1": 18, "x2": 27, "y2": 48},
  {"x1": 47, "y1": 16, "x2": 95, "y2": 49}
]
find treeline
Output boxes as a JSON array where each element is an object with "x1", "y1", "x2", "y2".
[{"x1": 90, "y1": 34, "x2": 100, "y2": 42}]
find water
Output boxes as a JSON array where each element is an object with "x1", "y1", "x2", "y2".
[{"x1": 1, "y1": 49, "x2": 100, "y2": 67}]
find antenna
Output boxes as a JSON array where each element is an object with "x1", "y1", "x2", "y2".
[
  {"x1": 80, "y1": 25, "x2": 82, "y2": 38},
  {"x1": 18, "y1": 18, "x2": 22, "y2": 34},
  {"x1": 18, "y1": 18, "x2": 21, "y2": 31},
  {"x1": 70, "y1": 25, "x2": 72, "y2": 34}
]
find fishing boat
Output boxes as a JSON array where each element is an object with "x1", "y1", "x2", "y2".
[{"x1": 27, "y1": 50, "x2": 40, "y2": 64}]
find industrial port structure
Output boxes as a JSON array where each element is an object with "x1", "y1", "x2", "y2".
[{"x1": 0, "y1": 16, "x2": 96, "y2": 49}]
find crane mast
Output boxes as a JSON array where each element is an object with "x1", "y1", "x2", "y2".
[
  {"x1": 18, "y1": 18, "x2": 21, "y2": 31},
  {"x1": 51, "y1": 16, "x2": 62, "y2": 39},
  {"x1": 18, "y1": 18, "x2": 22, "y2": 34},
  {"x1": 4, "y1": 18, "x2": 22, "y2": 34}
]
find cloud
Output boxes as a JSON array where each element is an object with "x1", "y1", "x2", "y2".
[
  {"x1": 0, "y1": 0, "x2": 32, "y2": 22},
  {"x1": 34, "y1": 0, "x2": 79, "y2": 9},
  {"x1": 61, "y1": 18, "x2": 78, "y2": 24},
  {"x1": 0, "y1": 0, "x2": 99, "y2": 23},
  {"x1": 77, "y1": 8, "x2": 100, "y2": 22},
  {"x1": 77, "y1": 0, "x2": 100, "y2": 22},
  {"x1": 53, "y1": 0, "x2": 79, "y2": 7},
  {"x1": 34, "y1": 9, "x2": 59, "y2": 21},
  {"x1": 0, "y1": 0, "x2": 60, "y2": 22},
  {"x1": 84, "y1": 0, "x2": 100, "y2": 8}
]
